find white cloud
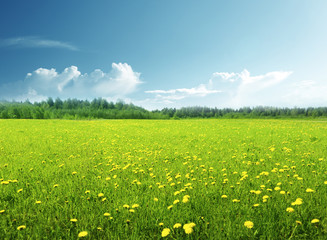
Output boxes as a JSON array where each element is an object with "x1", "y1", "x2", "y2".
[
  {"x1": 145, "y1": 84, "x2": 221, "y2": 103},
  {"x1": 0, "y1": 63, "x2": 141, "y2": 101},
  {"x1": 145, "y1": 69, "x2": 293, "y2": 109},
  {"x1": 0, "y1": 36, "x2": 78, "y2": 51}
]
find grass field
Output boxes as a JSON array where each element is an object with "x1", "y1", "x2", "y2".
[{"x1": 0, "y1": 119, "x2": 327, "y2": 239}]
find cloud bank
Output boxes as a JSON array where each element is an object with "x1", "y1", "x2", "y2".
[
  {"x1": 144, "y1": 69, "x2": 294, "y2": 109},
  {"x1": 0, "y1": 36, "x2": 78, "y2": 51},
  {"x1": 0, "y1": 63, "x2": 141, "y2": 102}
]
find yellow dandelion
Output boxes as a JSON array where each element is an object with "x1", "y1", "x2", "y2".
[
  {"x1": 159, "y1": 222, "x2": 164, "y2": 226},
  {"x1": 17, "y1": 189, "x2": 23, "y2": 193},
  {"x1": 161, "y1": 228, "x2": 170, "y2": 237},
  {"x1": 132, "y1": 204, "x2": 139, "y2": 208},
  {"x1": 154, "y1": 198, "x2": 159, "y2": 202},
  {"x1": 0, "y1": 210, "x2": 5, "y2": 214},
  {"x1": 17, "y1": 225, "x2": 26, "y2": 230},
  {"x1": 311, "y1": 219, "x2": 319, "y2": 224},
  {"x1": 173, "y1": 223, "x2": 182, "y2": 228},
  {"x1": 232, "y1": 199, "x2": 240, "y2": 203},
  {"x1": 78, "y1": 231, "x2": 88, "y2": 237},
  {"x1": 221, "y1": 195, "x2": 228, "y2": 198},
  {"x1": 123, "y1": 204, "x2": 130, "y2": 209},
  {"x1": 35, "y1": 200, "x2": 41, "y2": 204},
  {"x1": 280, "y1": 191, "x2": 286, "y2": 195},
  {"x1": 104, "y1": 213, "x2": 110, "y2": 217},
  {"x1": 70, "y1": 218, "x2": 78, "y2": 222},
  {"x1": 53, "y1": 184, "x2": 59, "y2": 188},
  {"x1": 286, "y1": 207, "x2": 294, "y2": 213},
  {"x1": 167, "y1": 205, "x2": 173, "y2": 210},
  {"x1": 324, "y1": 181, "x2": 327, "y2": 185},
  {"x1": 306, "y1": 188, "x2": 315, "y2": 193},
  {"x1": 173, "y1": 199, "x2": 180, "y2": 204},
  {"x1": 296, "y1": 220, "x2": 302, "y2": 225},
  {"x1": 184, "y1": 227, "x2": 194, "y2": 234},
  {"x1": 98, "y1": 193, "x2": 104, "y2": 197},
  {"x1": 85, "y1": 190, "x2": 90, "y2": 194},
  {"x1": 244, "y1": 221, "x2": 254, "y2": 229},
  {"x1": 291, "y1": 198, "x2": 303, "y2": 206},
  {"x1": 129, "y1": 209, "x2": 135, "y2": 213},
  {"x1": 253, "y1": 204, "x2": 260, "y2": 207}
]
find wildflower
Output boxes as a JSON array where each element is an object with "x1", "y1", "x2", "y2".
[
  {"x1": 254, "y1": 190, "x2": 261, "y2": 195},
  {"x1": 17, "y1": 225, "x2": 26, "y2": 230},
  {"x1": 173, "y1": 223, "x2": 182, "y2": 228},
  {"x1": 221, "y1": 195, "x2": 228, "y2": 198},
  {"x1": 306, "y1": 188, "x2": 315, "y2": 193},
  {"x1": 104, "y1": 213, "x2": 110, "y2": 217},
  {"x1": 244, "y1": 221, "x2": 254, "y2": 229},
  {"x1": 253, "y1": 204, "x2": 260, "y2": 207},
  {"x1": 173, "y1": 199, "x2": 180, "y2": 204},
  {"x1": 324, "y1": 181, "x2": 327, "y2": 185},
  {"x1": 232, "y1": 199, "x2": 240, "y2": 203},
  {"x1": 167, "y1": 205, "x2": 173, "y2": 210},
  {"x1": 129, "y1": 209, "x2": 135, "y2": 213},
  {"x1": 291, "y1": 198, "x2": 303, "y2": 206},
  {"x1": 85, "y1": 190, "x2": 90, "y2": 194},
  {"x1": 53, "y1": 184, "x2": 59, "y2": 188},
  {"x1": 161, "y1": 228, "x2": 170, "y2": 237},
  {"x1": 123, "y1": 204, "x2": 130, "y2": 209},
  {"x1": 78, "y1": 231, "x2": 88, "y2": 237},
  {"x1": 159, "y1": 222, "x2": 164, "y2": 226},
  {"x1": 70, "y1": 218, "x2": 78, "y2": 222},
  {"x1": 311, "y1": 219, "x2": 319, "y2": 224},
  {"x1": 132, "y1": 204, "x2": 139, "y2": 208},
  {"x1": 286, "y1": 207, "x2": 294, "y2": 213},
  {"x1": 296, "y1": 220, "x2": 302, "y2": 225},
  {"x1": 154, "y1": 198, "x2": 158, "y2": 202},
  {"x1": 0, "y1": 210, "x2": 5, "y2": 214},
  {"x1": 183, "y1": 223, "x2": 196, "y2": 234},
  {"x1": 17, "y1": 189, "x2": 23, "y2": 193},
  {"x1": 35, "y1": 200, "x2": 41, "y2": 204},
  {"x1": 98, "y1": 193, "x2": 104, "y2": 197}
]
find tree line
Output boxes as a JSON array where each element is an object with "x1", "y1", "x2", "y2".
[{"x1": 1, "y1": 98, "x2": 327, "y2": 119}]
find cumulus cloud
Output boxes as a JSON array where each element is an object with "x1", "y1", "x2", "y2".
[
  {"x1": 0, "y1": 63, "x2": 142, "y2": 101},
  {"x1": 0, "y1": 36, "x2": 78, "y2": 51}
]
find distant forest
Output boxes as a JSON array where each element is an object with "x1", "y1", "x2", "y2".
[{"x1": 1, "y1": 98, "x2": 327, "y2": 119}]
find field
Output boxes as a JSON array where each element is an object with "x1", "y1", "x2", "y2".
[{"x1": 0, "y1": 119, "x2": 327, "y2": 239}]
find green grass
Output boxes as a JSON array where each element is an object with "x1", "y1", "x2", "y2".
[{"x1": 0, "y1": 119, "x2": 327, "y2": 239}]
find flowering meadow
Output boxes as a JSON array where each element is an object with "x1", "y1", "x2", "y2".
[{"x1": 0, "y1": 119, "x2": 327, "y2": 239}]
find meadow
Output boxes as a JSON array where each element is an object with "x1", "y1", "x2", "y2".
[{"x1": 0, "y1": 119, "x2": 326, "y2": 239}]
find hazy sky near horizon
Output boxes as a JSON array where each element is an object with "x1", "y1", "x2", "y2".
[{"x1": 1, "y1": 0, "x2": 327, "y2": 110}]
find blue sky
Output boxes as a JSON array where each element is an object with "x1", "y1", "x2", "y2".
[{"x1": 1, "y1": 0, "x2": 327, "y2": 110}]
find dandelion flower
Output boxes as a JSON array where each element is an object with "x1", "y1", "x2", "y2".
[
  {"x1": 286, "y1": 207, "x2": 294, "y2": 213},
  {"x1": 154, "y1": 198, "x2": 158, "y2": 202},
  {"x1": 253, "y1": 204, "x2": 260, "y2": 207},
  {"x1": 123, "y1": 204, "x2": 130, "y2": 209},
  {"x1": 306, "y1": 188, "x2": 315, "y2": 193},
  {"x1": 173, "y1": 199, "x2": 180, "y2": 204},
  {"x1": 98, "y1": 193, "x2": 104, "y2": 197},
  {"x1": 159, "y1": 222, "x2": 164, "y2": 226},
  {"x1": 221, "y1": 195, "x2": 228, "y2": 198},
  {"x1": 167, "y1": 205, "x2": 173, "y2": 210},
  {"x1": 311, "y1": 219, "x2": 319, "y2": 224},
  {"x1": 184, "y1": 227, "x2": 194, "y2": 234},
  {"x1": 161, "y1": 228, "x2": 170, "y2": 237},
  {"x1": 78, "y1": 231, "x2": 88, "y2": 237},
  {"x1": 17, "y1": 225, "x2": 26, "y2": 230},
  {"x1": 129, "y1": 209, "x2": 135, "y2": 213},
  {"x1": 35, "y1": 201, "x2": 41, "y2": 204},
  {"x1": 296, "y1": 220, "x2": 302, "y2": 225},
  {"x1": 70, "y1": 218, "x2": 78, "y2": 222},
  {"x1": 291, "y1": 198, "x2": 303, "y2": 206},
  {"x1": 17, "y1": 189, "x2": 23, "y2": 193},
  {"x1": 132, "y1": 204, "x2": 139, "y2": 208},
  {"x1": 244, "y1": 221, "x2": 254, "y2": 229},
  {"x1": 0, "y1": 210, "x2": 5, "y2": 214},
  {"x1": 173, "y1": 223, "x2": 182, "y2": 228},
  {"x1": 103, "y1": 213, "x2": 110, "y2": 217}
]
